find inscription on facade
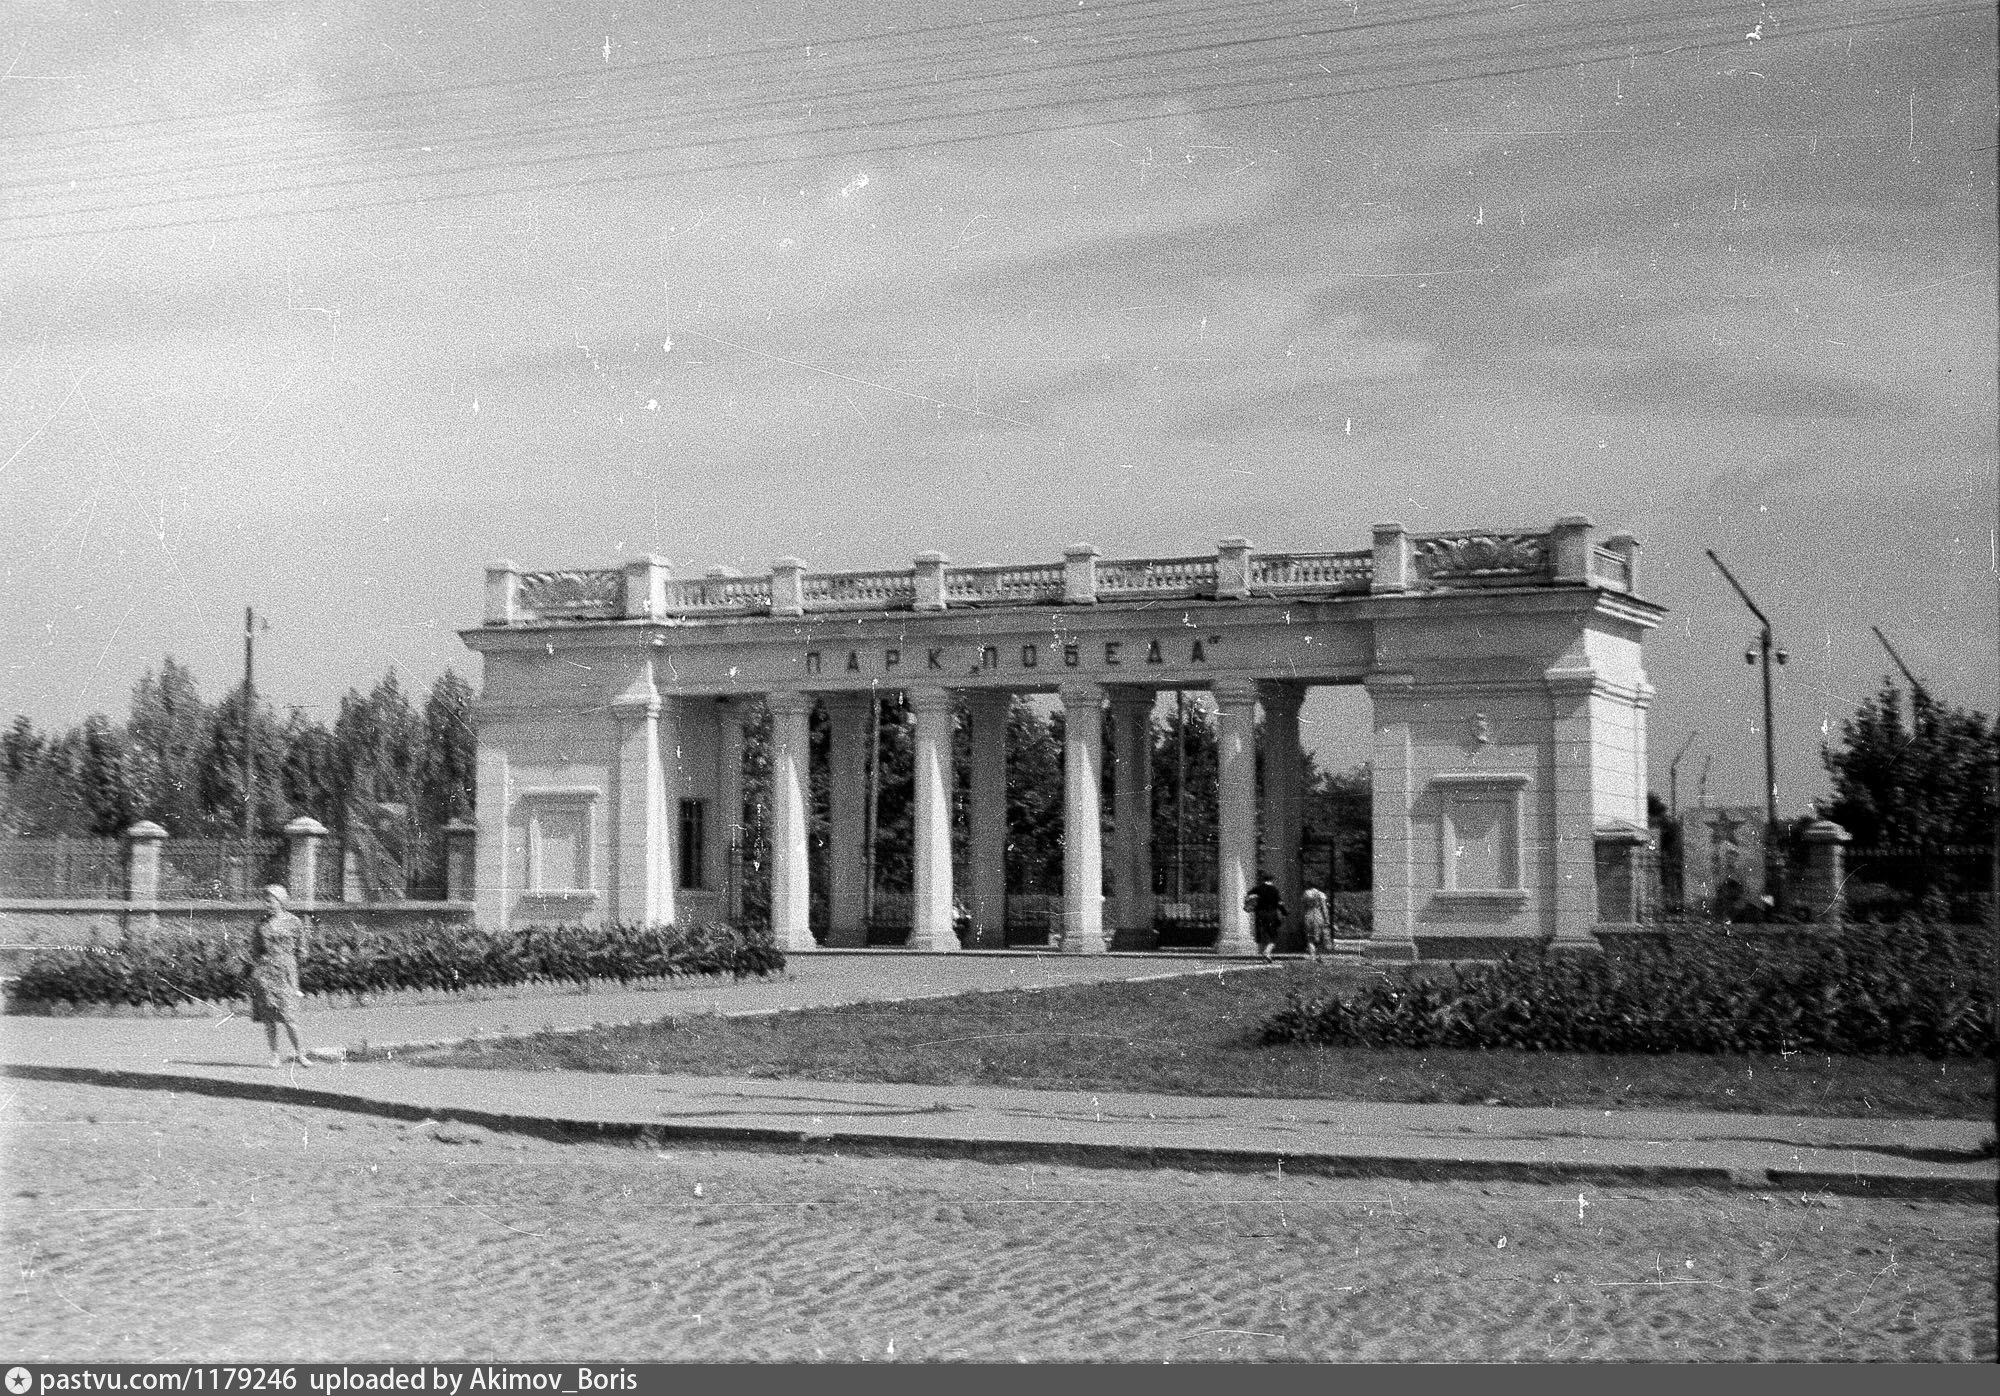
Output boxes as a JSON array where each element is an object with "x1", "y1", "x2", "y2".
[{"x1": 803, "y1": 636, "x2": 1220, "y2": 678}]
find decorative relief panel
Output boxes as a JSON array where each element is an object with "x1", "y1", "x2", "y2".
[
  {"x1": 1412, "y1": 533, "x2": 1548, "y2": 582},
  {"x1": 520, "y1": 569, "x2": 623, "y2": 618}
]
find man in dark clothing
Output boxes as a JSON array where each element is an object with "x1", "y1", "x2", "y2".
[{"x1": 1245, "y1": 870, "x2": 1286, "y2": 960}]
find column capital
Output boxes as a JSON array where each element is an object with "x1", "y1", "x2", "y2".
[
  {"x1": 124, "y1": 820, "x2": 169, "y2": 843},
  {"x1": 906, "y1": 684, "x2": 956, "y2": 715},
  {"x1": 1258, "y1": 679, "x2": 1306, "y2": 713},
  {"x1": 963, "y1": 688, "x2": 1011, "y2": 718},
  {"x1": 1107, "y1": 685, "x2": 1155, "y2": 715},
  {"x1": 1210, "y1": 676, "x2": 1260, "y2": 707},
  {"x1": 283, "y1": 816, "x2": 329, "y2": 839},
  {"x1": 820, "y1": 690, "x2": 873, "y2": 715},
  {"x1": 610, "y1": 693, "x2": 662, "y2": 720},
  {"x1": 1058, "y1": 679, "x2": 1105, "y2": 709},
  {"x1": 766, "y1": 690, "x2": 812, "y2": 718}
]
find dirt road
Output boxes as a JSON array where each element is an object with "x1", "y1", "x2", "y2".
[{"x1": 3, "y1": 1078, "x2": 1992, "y2": 1362}]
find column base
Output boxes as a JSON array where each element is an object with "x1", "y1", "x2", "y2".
[
  {"x1": 1057, "y1": 923, "x2": 1107, "y2": 955},
  {"x1": 908, "y1": 924, "x2": 962, "y2": 952},
  {"x1": 824, "y1": 922, "x2": 868, "y2": 949},
  {"x1": 1213, "y1": 929, "x2": 1261, "y2": 958},
  {"x1": 1362, "y1": 937, "x2": 1417, "y2": 962}
]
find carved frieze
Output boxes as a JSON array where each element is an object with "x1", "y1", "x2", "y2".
[
  {"x1": 520, "y1": 569, "x2": 624, "y2": 618},
  {"x1": 1412, "y1": 533, "x2": 1548, "y2": 582}
]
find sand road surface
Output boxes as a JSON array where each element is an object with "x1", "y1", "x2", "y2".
[{"x1": 3, "y1": 1078, "x2": 1993, "y2": 1362}]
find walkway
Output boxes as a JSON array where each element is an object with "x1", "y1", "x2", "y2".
[{"x1": 4, "y1": 954, "x2": 1992, "y2": 1203}]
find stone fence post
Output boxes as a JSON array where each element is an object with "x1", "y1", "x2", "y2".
[
  {"x1": 1063, "y1": 544, "x2": 1099, "y2": 604},
  {"x1": 771, "y1": 557, "x2": 805, "y2": 616},
  {"x1": 622, "y1": 555, "x2": 671, "y2": 619},
  {"x1": 1798, "y1": 818, "x2": 1852, "y2": 923},
  {"x1": 1551, "y1": 514, "x2": 1595, "y2": 584},
  {"x1": 484, "y1": 560, "x2": 521, "y2": 624},
  {"x1": 284, "y1": 817, "x2": 329, "y2": 909},
  {"x1": 124, "y1": 820, "x2": 167, "y2": 936},
  {"x1": 1215, "y1": 537, "x2": 1251, "y2": 600},
  {"x1": 1371, "y1": 522, "x2": 1409, "y2": 593},
  {"x1": 913, "y1": 552, "x2": 949, "y2": 611},
  {"x1": 443, "y1": 819, "x2": 478, "y2": 903}
]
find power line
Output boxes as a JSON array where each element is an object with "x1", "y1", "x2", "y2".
[{"x1": 0, "y1": 1, "x2": 1972, "y2": 244}]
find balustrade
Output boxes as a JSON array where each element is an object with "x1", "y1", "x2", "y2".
[{"x1": 483, "y1": 519, "x2": 1639, "y2": 625}]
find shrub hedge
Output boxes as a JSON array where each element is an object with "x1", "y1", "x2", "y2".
[
  {"x1": 1261, "y1": 920, "x2": 1996, "y2": 1058},
  {"x1": 3, "y1": 920, "x2": 785, "y2": 1011}
]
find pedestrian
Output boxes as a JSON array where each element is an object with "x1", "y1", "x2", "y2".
[
  {"x1": 1301, "y1": 882, "x2": 1332, "y2": 962},
  {"x1": 247, "y1": 884, "x2": 311, "y2": 1068},
  {"x1": 1244, "y1": 869, "x2": 1285, "y2": 960}
]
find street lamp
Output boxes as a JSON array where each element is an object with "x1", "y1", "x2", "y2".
[{"x1": 1706, "y1": 550, "x2": 1787, "y2": 912}]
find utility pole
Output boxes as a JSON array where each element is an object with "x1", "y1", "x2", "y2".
[
  {"x1": 1706, "y1": 550, "x2": 1788, "y2": 911},
  {"x1": 242, "y1": 607, "x2": 257, "y2": 848},
  {"x1": 1870, "y1": 625, "x2": 1928, "y2": 701}
]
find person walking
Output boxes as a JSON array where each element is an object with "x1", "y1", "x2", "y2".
[
  {"x1": 1244, "y1": 869, "x2": 1286, "y2": 961},
  {"x1": 247, "y1": 884, "x2": 311, "y2": 1068},
  {"x1": 1300, "y1": 882, "x2": 1333, "y2": 962}
]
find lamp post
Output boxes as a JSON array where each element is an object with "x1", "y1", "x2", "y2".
[{"x1": 1706, "y1": 551, "x2": 1788, "y2": 912}]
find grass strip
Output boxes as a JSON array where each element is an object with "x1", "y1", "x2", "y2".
[{"x1": 397, "y1": 965, "x2": 1995, "y2": 1120}]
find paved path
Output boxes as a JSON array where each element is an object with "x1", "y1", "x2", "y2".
[{"x1": 5, "y1": 954, "x2": 1993, "y2": 1202}]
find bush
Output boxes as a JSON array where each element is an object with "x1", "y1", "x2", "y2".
[
  {"x1": 2, "y1": 920, "x2": 785, "y2": 1012},
  {"x1": 1261, "y1": 920, "x2": 1996, "y2": 1059}
]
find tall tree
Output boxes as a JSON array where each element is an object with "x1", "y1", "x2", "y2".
[
  {"x1": 76, "y1": 713, "x2": 137, "y2": 836},
  {"x1": 198, "y1": 683, "x2": 289, "y2": 838},
  {"x1": 126, "y1": 658, "x2": 209, "y2": 834},
  {"x1": 1823, "y1": 681, "x2": 1997, "y2": 852},
  {"x1": 418, "y1": 670, "x2": 477, "y2": 827}
]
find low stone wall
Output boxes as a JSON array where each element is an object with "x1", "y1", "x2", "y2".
[{"x1": 0, "y1": 900, "x2": 475, "y2": 952}]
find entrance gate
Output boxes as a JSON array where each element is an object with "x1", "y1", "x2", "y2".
[{"x1": 461, "y1": 518, "x2": 1657, "y2": 958}]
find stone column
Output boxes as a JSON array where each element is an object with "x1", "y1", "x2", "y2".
[
  {"x1": 1799, "y1": 818, "x2": 1852, "y2": 923},
  {"x1": 611, "y1": 678, "x2": 674, "y2": 928},
  {"x1": 767, "y1": 692, "x2": 816, "y2": 950},
  {"x1": 823, "y1": 693, "x2": 872, "y2": 947},
  {"x1": 909, "y1": 686, "x2": 959, "y2": 951},
  {"x1": 1058, "y1": 681, "x2": 1107, "y2": 954},
  {"x1": 1262, "y1": 681, "x2": 1306, "y2": 943},
  {"x1": 284, "y1": 817, "x2": 329, "y2": 909},
  {"x1": 1108, "y1": 688, "x2": 1155, "y2": 940},
  {"x1": 715, "y1": 700, "x2": 748, "y2": 923},
  {"x1": 1212, "y1": 679, "x2": 1261, "y2": 956},
  {"x1": 442, "y1": 819, "x2": 477, "y2": 904},
  {"x1": 123, "y1": 820, "x2": 167, "y2": 937},
  {"x1": 964, "y1": 690, "x2": 1011, "y2": 949},
  {"x1": 1362, "y1": 672, "x2": 1417, "y2": 959},
  {"x1": 472, "y1": 718, "x2": 510, "y2": 928},
  {"x1": 1545, "y1": 669, "x2": 1602, "y2": 950}
]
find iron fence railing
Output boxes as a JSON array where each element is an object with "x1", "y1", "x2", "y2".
[
  {"x1": 157, "y1": 839, "x2": 288, "y2": 901},
  {"x1": 0, "y1": 837, "x2": 127, "y2": 899}
]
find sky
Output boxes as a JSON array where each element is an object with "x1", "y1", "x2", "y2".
[{"x1": 3, "y1": 0, "x2": 1995, "y2": 816}]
